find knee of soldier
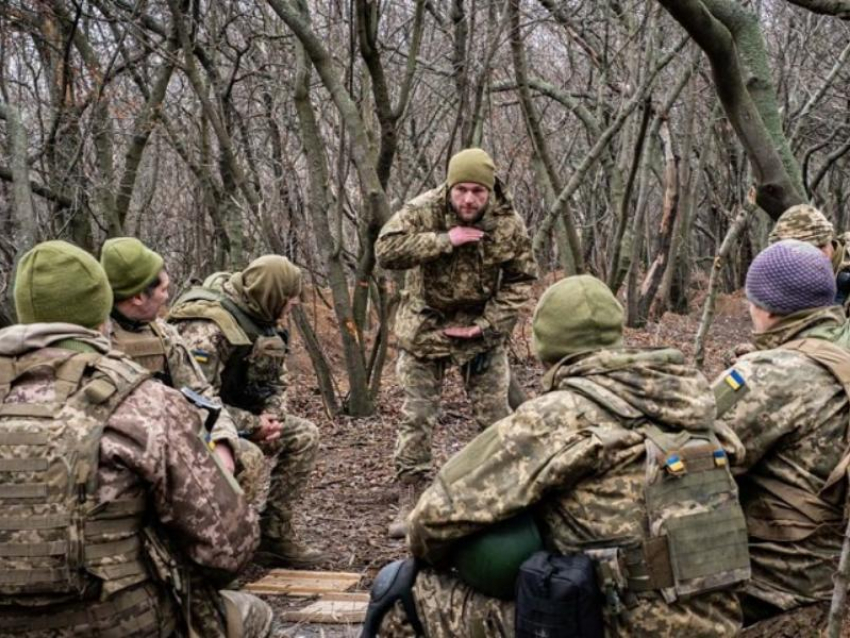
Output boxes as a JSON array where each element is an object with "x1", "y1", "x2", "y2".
[
  {"x1": 404, "y1": 399, "x2": 439, "y2": 427},
  {"x1": 285, "y1": 415, "x2": 320, "y2": 452}
]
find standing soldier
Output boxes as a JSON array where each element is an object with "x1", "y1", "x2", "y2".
[
  {"x1": 100, "y1": 237, "x2": 243, "y2": 476},
  {"x1": 168, "y1": 255, "x2": 325, "y2": 568},
  {"x1": 364, "y1": 276, "x2": 747, "y2": 637},
  {"x1": 714, "y1": 239, "x2": 850, "y2": 624},
  {"x1": 376, "y1": 148, "x2": 537, "y2": 538},
  {"x1": 0, "y1": 241, "x2": 271, "y2": 637}
]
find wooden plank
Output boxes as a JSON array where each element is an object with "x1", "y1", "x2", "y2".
[
  {"x1": 281, "y1": 594, "x2": 369, "y2": 624},
  {"x1": 244, "y1": 569, "x2": 362, "y2": 597}
]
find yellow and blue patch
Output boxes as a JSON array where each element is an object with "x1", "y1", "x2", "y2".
[
  {"x1": 724, "y1": 369, "x2": 746, "y2": 391},
  {"x1": 191, "y1": 349, "x2": 210, "y2": 364},
  {"x1": 665, "y1": 453, "x2": 686, "y2": 474}
]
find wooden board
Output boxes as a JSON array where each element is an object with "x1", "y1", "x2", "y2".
[
  {"x1": 281, "y1": 593, "x2": 370, "y2": 624},
  {"x1": 244, "y1": 569, "x2": 362, "y2": 596}
]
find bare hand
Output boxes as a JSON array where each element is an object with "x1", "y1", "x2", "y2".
[
  {"x1": 213, "y1": 442, "x2": 236, "y2": 475},
  {"x1": 252, "y1": 413, "x2": 283, "y2": 443},
  {"x1": 443, "y1": 325, "x2": 483, "y2": 339},
  {"x1": 448, "y1": 227, "x2": 485, "y2": 247}
]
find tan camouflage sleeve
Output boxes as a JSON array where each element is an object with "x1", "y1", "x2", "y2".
[
  {"x1": 173, "y1": 319, "x2": 262, "y2": 437},
  {"x1": 376, "y1": 207, "x2": 454, "y2": 270},
  {"x1": 104, "y1": 380, "x2": 259, "y2": 574},
  {"x1": 158, "y1": 320, "x2": 239, "y2": 445},
  {"x1": 477, "y1": 217, "x2": 538, "y2": 338},
  {"x1": 713, "y1": 352, "x2": 823, "y2": 473},
  {"x1": 408, "y1": 393, "x2": 604, "y2": 565}
]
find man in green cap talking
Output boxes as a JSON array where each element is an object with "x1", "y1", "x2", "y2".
[
  {"x1": 100, "y1": 237, "x2": 243, "y2": 476},
  {"x1": 376, "y1": 148, "x2": 538, "y2": 538},
  {"x1": 0, "y1": 241, "x2": 272, "y2": 637},
  {"x1": 168, "y1": 255, "x2": 325, "y2": 568},
  {"x1": 365, "y1": 275, "x2": 747, "y2": 637}
]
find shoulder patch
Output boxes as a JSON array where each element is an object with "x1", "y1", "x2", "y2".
[
  {"x1": 191, "y1": 349, "x2": 210, "y2": 364},
  {"x1": 715, "y1": 369, "x2": 749, "y2": 417}
]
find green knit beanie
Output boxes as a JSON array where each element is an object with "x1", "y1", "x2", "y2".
[
  {"x1": 532, "y1": 275, "x2": 624, "y2": 364},
  {"x1": 100, "y1": 237, "x2": 165, "y2": 300},
  {"x1": 15, "y1": 240, "x2": 113, "y2": 329},
  {"x1": 447, "y1": 148, "x2": 496, "y2": 190}
]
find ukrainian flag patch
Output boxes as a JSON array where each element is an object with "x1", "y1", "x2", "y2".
[
  {"x1": 724, "y1": 369, "x2": 746, "y2": 391},
  {"x1": 192, "y1": 349, "x2": 210, "y2": 364}
]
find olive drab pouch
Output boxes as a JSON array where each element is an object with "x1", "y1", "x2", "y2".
[
  {"x1": 515, "y1": 551, "x2": 604, "y2": 638},
  {"x1": 0, "y1": 351, "x2": 149, "y2": 603},
  {"x1": 642, "y1": 423, "x2": 750, "y2": 602}
]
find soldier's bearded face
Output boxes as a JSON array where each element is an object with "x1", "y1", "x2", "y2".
[
  {"x1": 131, "y1": 270, "x2": 170, "y2": 322},
  {"x1": 450, "y1": 183, "x2": 490, "y2": 224}
]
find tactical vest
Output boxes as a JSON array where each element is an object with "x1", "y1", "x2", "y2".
[
  {"x1": 563, "y1": 379, "x2": 749, "y2": 604},
  {"x1": 169, "y1": 287, "x2": 283, "y2": 413},
  {"x1": 111, "y1": 320, "x2": 167, "y2": 376},
  {"x1": 0, "y1": 349, "x2": 151, "y2": 606},
  {"x1": 742, "y1": 337, "x2": 850, "y2": 543}
]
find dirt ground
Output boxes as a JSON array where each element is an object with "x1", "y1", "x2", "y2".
[{"x1": 245, "y1": 288, "x2": 849, "y2": 637}]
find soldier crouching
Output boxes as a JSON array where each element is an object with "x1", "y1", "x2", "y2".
[{"x1": 365, "y1": 275, "x2": 746, "y2": 637}]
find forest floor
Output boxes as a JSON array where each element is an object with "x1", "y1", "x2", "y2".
[{"x1": 238, "y1": 284, "x2": 848, "y2": 637}]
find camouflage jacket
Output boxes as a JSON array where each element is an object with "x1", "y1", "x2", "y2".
[
  {"x1": 376, "y1": 180, "x2": 537, "y2": 362},
  {"x1": 108, "y1": 315, "x2": 240, "y2": 446},
  {"x1": 715, "y1": 306, "x2": 850, "y2": 610},
  {"x1": 0, "y1": 323, "x2": 259, "y2": 583},
  {"x1": 168, "y1": 283, "x2": 289, "y2": 437},
  {"x1": 409, "y1": 348, "x2": 741, "y2": 636}
]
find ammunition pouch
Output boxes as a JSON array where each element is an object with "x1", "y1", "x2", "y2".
[
  {"x1": 361, "y1": 558, "x2": 423, "y2": 638},
  {"x1": 515, "y1": 551, "x2": 604, "y2": 638}
]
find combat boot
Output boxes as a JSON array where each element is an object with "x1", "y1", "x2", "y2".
[
  {"x1": 255, "y1": 517, "x2": 327, "y2": 569},
  {"x1": 388, "y1": 476, "x2": 426, "y2": 539}
]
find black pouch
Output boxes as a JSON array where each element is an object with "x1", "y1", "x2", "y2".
[{"x1": 515, "y1": 551, "x2": 605, "y2": 638}]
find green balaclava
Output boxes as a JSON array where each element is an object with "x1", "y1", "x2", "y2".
[
  {"x1": 230, "y1": 255, "x2": 302, "y2": 324},
  {"x1": 15, "y1": 240, "x2": 113, "y2": 330},
  {"x1": 447, "y1": 148, "x2": 496, "y2": 191},
  {"x1": 532, "y1": 275, "x2": 624, "y2": 365},
  {"x1": 100, "y1": 237, "x2": 165, "y2": 300}
]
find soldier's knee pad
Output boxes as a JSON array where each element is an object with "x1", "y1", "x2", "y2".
[
  {"x1": 361, "y1": 558, "x2": 424, "y2": 638},
  {"x1": 220, "y1": 590, "x2": 273, "y2": 638}
]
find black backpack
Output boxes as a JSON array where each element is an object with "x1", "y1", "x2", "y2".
[{"x1": 515, "y1": 551, "x2": 605, "y2": 638}]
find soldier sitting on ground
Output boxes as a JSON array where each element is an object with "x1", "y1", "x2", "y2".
[
  {"x1": 168, "y1": 255, "x2": 325, "y2": 568},
  {"x1": 364, "y1": 275, "x2": 748, "y2": 638},
  {"x1": 100, "y1": 237, "x2": 246, "y2": 477},
  {"x1": 0, "y1": 241, "x2": 271, "y2": 638},
  {"x1": 713, "y1": 239, "x2": 850, "y2": 625},
  {"x1": 375, "y1": 148, "x2": 537, "y2": 539}
]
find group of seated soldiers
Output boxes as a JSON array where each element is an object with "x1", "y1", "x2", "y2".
[{"x1": 0, "y1": 146, "x2": 849, "y2": 638}]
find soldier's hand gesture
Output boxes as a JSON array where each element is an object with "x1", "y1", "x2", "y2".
[{"x1": 448, "y1": 226, "x2": 485, "y2": 247}]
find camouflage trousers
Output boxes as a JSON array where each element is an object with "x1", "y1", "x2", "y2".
[
  {"x1": 379, "y1": 569, "x2": 742, "y2": 638},
  {"x1": 234, "y1": 414, "x2": 319, "y2": 536},
  {"x1": 394, "y1": 346, "x2": 510, "y2": 480}
]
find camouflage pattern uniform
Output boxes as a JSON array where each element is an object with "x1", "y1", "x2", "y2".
[
  {"x1": 169, "y1": 280, "x2": 320, "y2": 552},
  {"x1": 108, "y1": 314, "x2": 265, "y2": 506},
  {"x1": 714, "y1": 306, "x2": 850, "y2": 617},
  {"x1": 0, "y1": 323, "x2": 269, "y2": 638},
  {"x1": 376, "y1": 180, "x2": 537, "y2": 480},
  {"x1": 380, "y1": 348, "x2": 743, "y2": 637}
]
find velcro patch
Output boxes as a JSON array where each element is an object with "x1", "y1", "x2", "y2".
[{"x1": 191, "y1": 349, "x2": 210, "y2": 364}]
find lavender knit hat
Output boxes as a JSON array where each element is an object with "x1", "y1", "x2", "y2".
[{"x1": 746, "y1": 239, "x2": 836, "y2": 315}]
